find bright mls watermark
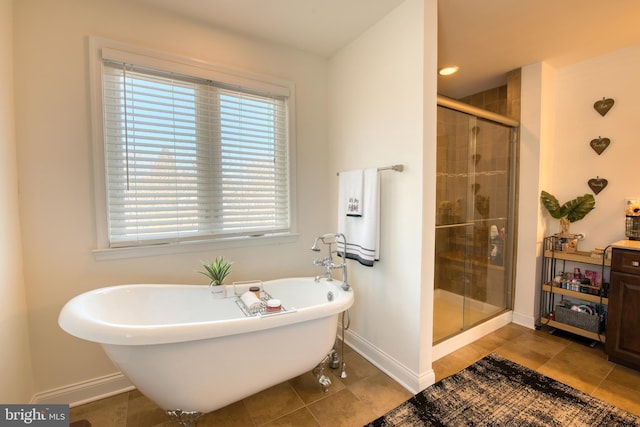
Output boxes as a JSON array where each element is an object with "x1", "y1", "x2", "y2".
[{"x1": 0, "y1": 405, "x2": 68, "y2": 426}]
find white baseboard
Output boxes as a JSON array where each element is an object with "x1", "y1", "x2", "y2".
[
  {"x1": 511, "y1": 310, "x2": 536, "y2": 329},
  {"x1": 432, "y1": 311, "x2": 513, "y2": 361},
  {"x1": 343, "y1": 329, "x2": 434, "y2": 395},
  {"x1": 32, "y1": 372, "x2": 135, "y2": 408}
]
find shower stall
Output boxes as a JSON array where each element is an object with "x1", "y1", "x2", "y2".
[{"x1": 433, "y1": 96, "x2": 519, "y2": 344}]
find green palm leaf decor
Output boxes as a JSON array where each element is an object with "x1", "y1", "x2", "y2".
[{"x1": 540, "y1": 191, "x2": 595, "y2": 233}]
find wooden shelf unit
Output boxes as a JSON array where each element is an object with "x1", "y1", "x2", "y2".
[
  {"x1": 541, "y1": 283, "x2": 608, "y2": 305},
  {"x1": 542, "y1": 249, "x2": 610, "y2": 267},
  {"x1": 538, "y1": 235, "x2": 609, "y2": 344},
  {"x1": 539, "y1": 317, "x2": 604, "y2": 342}
]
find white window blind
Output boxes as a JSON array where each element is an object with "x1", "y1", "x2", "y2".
[{"x1": 101, "y1": 57, "x2": 290, "y2": 248}]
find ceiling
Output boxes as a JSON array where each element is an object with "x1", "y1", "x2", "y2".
[
  {"x1": 135, "y1": 0, "x2": 640, "y2": 99},
  {"x1": 437, "y1": 0, "x2": 640, "y2": 98}
]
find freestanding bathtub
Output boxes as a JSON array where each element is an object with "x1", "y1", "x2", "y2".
[{"x1": 59, "y1": 277, "x2": 353, "y2": 420}]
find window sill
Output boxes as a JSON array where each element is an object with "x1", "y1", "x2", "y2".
[{"x1": 92, "y1": 233, "x2": 299, "y2": 261}]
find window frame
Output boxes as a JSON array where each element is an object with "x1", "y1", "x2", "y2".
[{"x1": 89, "y1": 37, "x2": 298, "y2": 260}]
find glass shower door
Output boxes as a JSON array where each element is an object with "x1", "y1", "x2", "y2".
[{"x1": 434, "y1": 105, "x2": 515, "y2": 344}]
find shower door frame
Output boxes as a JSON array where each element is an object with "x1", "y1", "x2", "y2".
[{"x1": 435, "y1": 95, "x2": 519, "y2": 342}]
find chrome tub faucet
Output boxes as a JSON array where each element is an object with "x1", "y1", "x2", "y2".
[{"x1": 311, "y1": 233, "x2": 349, "y2": 291}]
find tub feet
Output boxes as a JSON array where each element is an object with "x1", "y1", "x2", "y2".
[
  {"x1": 166, "y1": 409, "x2": 202, "y2": 427},
  {"x1": 313, "y1": 354, "x2": 333, "y2": 393}
]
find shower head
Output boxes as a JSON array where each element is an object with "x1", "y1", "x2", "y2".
[
  {"x1": 311, "y1": 233, "x2": 337, "y2": 251},
  {"x1": 311, "y1": 233, "x2": 347, "y2": 251},
  {"x1": 311, "y1": 237, "x2": 322, "y2": 252}
]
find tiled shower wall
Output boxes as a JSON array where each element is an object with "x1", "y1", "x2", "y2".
[{"x1": 458, "y1": 68, "x2": 521, "y2": 122}]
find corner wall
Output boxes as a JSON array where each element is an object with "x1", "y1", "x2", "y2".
[
  {"x1": 327, "y1": 0, "x2": 437, "y2": 392},
  {"x1": 0, "y1": 0, "x2": 34, "y2": 403},
  {"x1": 514, "y1": 62, "x2": 556, "y2": 327}
]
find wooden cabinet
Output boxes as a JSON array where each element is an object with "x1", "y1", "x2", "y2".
[
  {"x1": 538, "y1": 235, "x2": 609, "y2": 344},
  {"x1": 606, "y1": 244, "x2": 640, "y2": 370}
]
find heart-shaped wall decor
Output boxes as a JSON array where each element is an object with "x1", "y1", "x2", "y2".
[
  {"x1": 590, "y1": 137, "x2": 610, "y2": 155},
  {"x1": 593, "y1": 98, "x2": 614, "y2": 116},
  {"x1": 588, "y1": 177, "x2": 608, "y2": 195}
]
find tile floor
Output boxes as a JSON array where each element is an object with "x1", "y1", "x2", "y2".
[{"x1": 70, "y1": 323, "x2": 640, "y2": 426}]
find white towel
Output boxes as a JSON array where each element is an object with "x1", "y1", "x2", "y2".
[
  {"x1": 340, "y1": 169, "x2": 364, "y2": 217},
  {"x1": 338, "y1": 168, "x2": 380, "y2": 266},
  {"x1": 240, "y1": 291, "x2": 262, "y2": 311}
]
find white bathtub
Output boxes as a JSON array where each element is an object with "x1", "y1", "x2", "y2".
[{"x1": 59, "y1": 277, "x2": 353, "y2": 415}]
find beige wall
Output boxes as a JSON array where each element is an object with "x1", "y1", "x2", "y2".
[
  {"x1": 13, "y1": 0, "x2": 330, "y2": 393},
  {"x1": 0, "y1": 0, "x2": 34, "y2": 403},
  {"x1": 549, "y1": 44, "x2": 640, "y2": 246},
  {"x1": 327, "y1": 0, "x2": 437, "y2": 392},
  {"x1": 515, "y1": 45, "x2": 640, "y2": 327}
]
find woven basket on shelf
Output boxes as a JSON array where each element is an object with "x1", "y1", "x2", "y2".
[{"x1": 554, "y1": 305, "x2": 601, "y2": 333}]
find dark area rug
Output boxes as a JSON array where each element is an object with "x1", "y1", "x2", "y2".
[{"x1": 366, "y1": 353, "x2": 640, "y2": 426}]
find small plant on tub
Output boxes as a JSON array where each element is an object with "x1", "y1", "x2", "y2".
[{"x1": 200, "y1": 256, "x2": 232, "y2": 287}]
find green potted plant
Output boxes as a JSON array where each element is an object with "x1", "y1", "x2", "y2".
[
  {"x1": 200, "y1": 256, "x2": 232, "y2": 297},
  {"x1": 540, "y1": 191, "x2": 595, "y2": 235}
]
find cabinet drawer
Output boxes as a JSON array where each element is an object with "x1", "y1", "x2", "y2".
[{"x1": 612, "y1": 248, "x2": 640, "y2": 274}]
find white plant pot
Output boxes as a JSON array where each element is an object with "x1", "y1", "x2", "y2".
[{"x1": 210, "y1": 286, "x2": 225, "y2": 298}]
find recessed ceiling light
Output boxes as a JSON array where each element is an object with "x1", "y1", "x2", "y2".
[{"x1": 439, "y1": 66, "x2": 459, "y2": 76}]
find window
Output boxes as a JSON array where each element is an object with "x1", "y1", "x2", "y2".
[{"x1": 90, "y1": 39, "x2": 295, "y2": 255}]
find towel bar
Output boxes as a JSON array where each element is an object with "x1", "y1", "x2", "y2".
[{"x1": 336, "y1": 164, "x2": 403, "y2": 176}]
